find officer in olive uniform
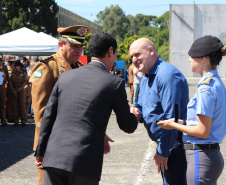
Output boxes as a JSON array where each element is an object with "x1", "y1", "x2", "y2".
[
  {"x1": 24, "y1": 80, "x2": 32, "y2": 119},
  {"x1": 0, "y1": 54, "x2": 9, "y2": 126},
  {"x1": 6, "y1": 59, "x2": 16, "y2": 122},
  {"x1": 29, "y1": 25, "x2": 90, "y2": 185},
  {"x1": 9, "y1": 60, "x2": 27, "y2": 126}
]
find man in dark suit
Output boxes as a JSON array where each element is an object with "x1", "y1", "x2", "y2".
[{"x1": 35, "y1": 32, "x2": 138, "y2": 185}]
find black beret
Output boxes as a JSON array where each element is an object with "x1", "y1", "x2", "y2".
[
  {"x1": 22, "y1": 56, "x2": 28, "y2": 61},
  {"x1": 188, "y1": 35, "x2": 223, "y2": 58},
  {"x1": 14, "y1": 60, "x2": 23, "y2": 67}
]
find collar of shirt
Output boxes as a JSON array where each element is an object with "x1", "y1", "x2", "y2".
[
  {"x1": 145, "y1": 57, "x2": 163, "y2": 77},
  {"x1": 92, "y1": 60, "x2": 107, "y2": 70},
  {"x1": 197, "y1": 69, "x2": 218, "y2": 87}
]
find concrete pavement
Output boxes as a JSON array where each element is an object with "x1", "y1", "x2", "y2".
[{"x1": 0, "y1": 78, "x2": 226, "y2": 185}]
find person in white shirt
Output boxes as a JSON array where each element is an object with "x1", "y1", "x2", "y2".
[{"x1": 133, "y1": 67, "x2": 143, "y2": 105}]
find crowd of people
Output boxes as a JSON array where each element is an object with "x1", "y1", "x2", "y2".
[
  {"x1": 0, "y1": 23, "x2": 226, "y2": 185},
  {"x1": 0, "y1": 55, "x2": 38, "y2": 126}
]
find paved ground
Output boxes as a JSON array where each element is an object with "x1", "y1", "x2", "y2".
[{"x1": 0, "y1": 78, "x2": 226, "y2": 185}]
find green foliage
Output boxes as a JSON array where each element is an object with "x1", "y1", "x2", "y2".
[
  {"x1": 117, "y1": 35, "x2": 137, "y2": 68},
  {"x1": 135, "y1": 14, "x2": 156, "y2": 28},
  {"x1": 83, "y1": 33, "x2": 93, "y2": 62},
  {"x1": 153, "y1": 11, "x2": 169, "y2": 31},
  {"x1": 95, "y1": 5, "x2": 127, "y2": 39},
  {"x1": 153, "y1": 12, "x2": 169, "y2": 61},
  {"x1": 2, "y1": 0, "x2": 59, "y2": 36},
  {"x1": 95, "y1": 4, "x2": 169, "y2": 64}
]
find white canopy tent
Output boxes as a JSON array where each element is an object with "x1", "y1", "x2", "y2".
[{"x1": 0, "y1": 27, "x2": 59, "y2": 56}]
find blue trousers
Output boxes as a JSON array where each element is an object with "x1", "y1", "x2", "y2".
[
  {"x1": 30, "y1": 103, "x2": 34, "y2": 118},
  {"x1": 133, "y1": 83, "x2": 140, "y2": 105},
  {"x1": 160, "y1": 144, "x2": 187, "y2": 185}
]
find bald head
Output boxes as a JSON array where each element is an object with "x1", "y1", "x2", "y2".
[
  {"x1": 129, "y1": 38, "x2": 158, "y2": 74},
  {"x1": 130, "y1": 38, "x2": 155, "y2": 52}
]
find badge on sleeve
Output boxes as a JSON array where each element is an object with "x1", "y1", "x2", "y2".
[
  {"x1": 37, "y1": 122, "x2": 41, "y2": 127},
  {"x1": 34, "y1": 70, "x2": 42, "y2": 78},
  {"x1": 199, "y1": 88, "x2": 210, "y2": 94}
]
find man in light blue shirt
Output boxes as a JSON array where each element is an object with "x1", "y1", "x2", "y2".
[{"x1": 130, "y1": 38, "x2": 189, "y2": 185}]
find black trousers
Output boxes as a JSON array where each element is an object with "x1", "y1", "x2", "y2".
[{"x1": 43, "y1": 167, "x2": 99, "y2": 185}]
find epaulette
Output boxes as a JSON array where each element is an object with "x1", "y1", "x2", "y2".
[
  {"x1": 40, "y1": 56, "x2": 53, "y2": 63},
  {"x1": 200, "y1": 76, "x2": 213, "y2": 85},
  {"x1": 77, "y1": 61, "x2": 84, "y2": 66}
]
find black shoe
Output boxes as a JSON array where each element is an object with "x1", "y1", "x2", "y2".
[
  {"x1": 14, "y1": 123, "x2": 19, "y2": 126},
  {"x1": 22, "y1": 123, "x2": 26, "y2": 126}
]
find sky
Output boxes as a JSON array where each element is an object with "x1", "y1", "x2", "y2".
[{"x1": 55, "y1": 0, "x2": 226, "y2": 22}]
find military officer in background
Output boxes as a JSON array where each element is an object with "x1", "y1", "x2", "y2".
[
  {"x1": 128, "y1": 63, "x2": 135, "y2": 104},
  {"x1": 9, "y1": 60, "x2": 27, "y2": 126},
  {"x1": 29, "y1": 25, "x2": 90, "y2": 185},
  {"x1": 0, "y1": 54, "x2": 9, "y2": 126},
  {"x1": 6, "y1": 59, "x2": 16, "y2": 122}
]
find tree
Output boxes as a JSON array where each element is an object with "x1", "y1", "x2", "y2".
[
  {"x1": 95, "y1": 5, "x2": 127, "y2": 40},
  {"x1": 2, "y1": 0, "x2": 59, "y2": 36},
  {"x1": 83, "y1": 33, "x2": 93, "y2": 62},
  {"x1": 94, "y1": 6, "x2": 169, "y2": 62},
  {"x1": 117, "y1": 35, "x2": 138, "y2": 68},
  {"x1": 125, "y1": 15, "x2": 139, "y2": 37},
  {"x1": 153, "y1": 12, "x2": 169, "y2": 61},
  {"x1": 135, "y1": 14, "x2": 156, "y2": 28},
  {"x1": 0, "y1": 0, "x2": 2, "y2": 35}
]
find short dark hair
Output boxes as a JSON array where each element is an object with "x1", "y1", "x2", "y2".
[{"x1": 88, "y1": 32, "x2": 117, "y2": 58}]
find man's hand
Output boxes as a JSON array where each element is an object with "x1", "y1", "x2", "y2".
[
  {"x1": 104, "y1": 135, "x2": 114, "y2": 154},
  {"x1": 36, "y1": 157, "x2": 43, "y2": 169},
  {"x1": 130, "y1": 106, "x2": 141, "y2": 121},
  {"x1": 153, "y1": 153, "x2": 168, "y2": 173},
  {"x1": 157, "y1": 119, "x2": 184, "y2": 130}
]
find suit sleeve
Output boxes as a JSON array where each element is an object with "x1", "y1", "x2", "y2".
[
  {"x1": 113, "y1": 79, "x2": 138, "y2": 133},
  {"x1": 35, "y1": 81, "x2": 59, "y2": 157}
]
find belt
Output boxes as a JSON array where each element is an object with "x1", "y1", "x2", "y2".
[{"x1": 184, "y1": 143, "x2": 219, "y2": 150}]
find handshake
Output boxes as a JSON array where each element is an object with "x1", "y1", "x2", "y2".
[{"x1": 130, "y1": 106, "x2": 141, "y2": 121}]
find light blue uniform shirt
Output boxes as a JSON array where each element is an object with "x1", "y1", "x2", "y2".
[{"x1": 183, "y1": 69, "x2": 226, "y2": 144}]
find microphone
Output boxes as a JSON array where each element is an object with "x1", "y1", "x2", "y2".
[{"x1": 174, "y1": 103, "x2": 178, "y2": 123}]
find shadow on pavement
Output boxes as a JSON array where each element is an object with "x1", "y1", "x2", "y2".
[{"x1": 0, "y1": 123, "x2": 35, "y2": 171}]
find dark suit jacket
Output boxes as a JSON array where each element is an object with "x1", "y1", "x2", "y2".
[{"x1": 35, "y1": 61, "x2": 138, "y2": 180}]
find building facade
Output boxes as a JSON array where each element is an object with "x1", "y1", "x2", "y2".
[
  {"x1": 57, "y1": 6, "x2": 102, "y2": 34},
  {"x1": 170, "y1": 4, "x2": 226, "y2": 77}
]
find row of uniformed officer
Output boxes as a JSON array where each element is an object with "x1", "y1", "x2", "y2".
[{"x1": 0, "y1": 56, "x2": 31, "y2": 126}]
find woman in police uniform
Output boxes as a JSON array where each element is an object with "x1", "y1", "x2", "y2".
[
  {"x1": 158, "y1": 35, "x2": 226, "y2": 185},
  {"x1": 9, "y1": 60, "x2": 27, "y2": 126}
]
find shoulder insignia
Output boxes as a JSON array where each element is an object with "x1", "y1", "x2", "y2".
[
  {"x1": 77, "y1": 61, "x2": 84, "y2": 66},
  {"x1": 200, "y1": 76, "x2": 213, "y2": 85},
  {"x1": 199, "y1": 88, "x2": 210, "y2": 94},
  {"x1": 34, "y1": 70, "x2": 42, "y2": 78},
  {"x1": 40, "y1": 56, "x2": 53, "y2": 63}
]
